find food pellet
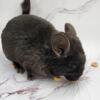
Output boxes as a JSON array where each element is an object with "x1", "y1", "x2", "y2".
[
  {"x1": 91, "y1": 62, "x2": 98, "y2": 68},
  {"x1": 53, "y1": 76, "x2": 61, "y2": 81}
]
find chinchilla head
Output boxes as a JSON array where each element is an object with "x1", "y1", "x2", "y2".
[{"x1": 43, "y1": 23, "x2": 86, "y2": 81}]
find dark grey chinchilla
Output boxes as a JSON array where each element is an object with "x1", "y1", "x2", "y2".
[{"x1": 1, "y1": 0, "x2": 86, "y2": 81}]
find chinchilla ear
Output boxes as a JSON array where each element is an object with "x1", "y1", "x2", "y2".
[
  {"x1": 51, "y1": 33, "x2": 70, "y2": 57},
  {"x1": 65, "y1": 23, "x2": 76, "y2": 36}
]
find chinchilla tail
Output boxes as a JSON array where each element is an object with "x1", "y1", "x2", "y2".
[{"x1": 21, "y1": 0, "x2": 30, "y2": 14}]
